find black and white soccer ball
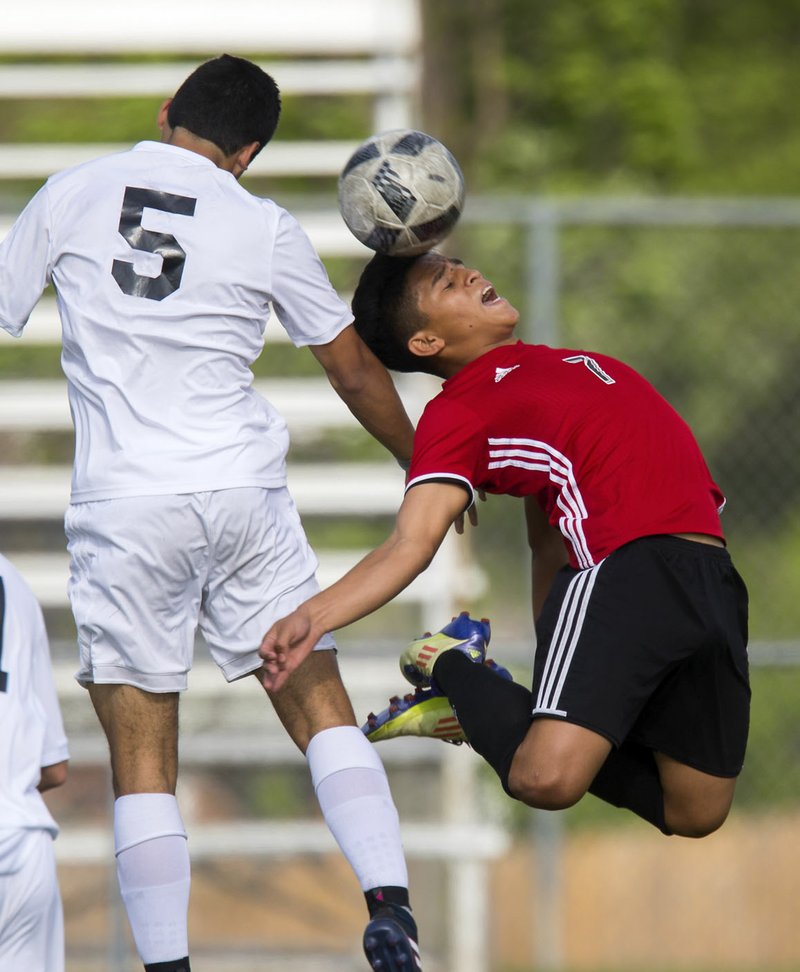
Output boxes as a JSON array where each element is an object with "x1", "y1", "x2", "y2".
[{"x1": 338, "y1": 129, "x2": 465, "y2": 257}]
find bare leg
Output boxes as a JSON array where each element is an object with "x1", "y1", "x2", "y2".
[
  {"x1": 507, "y1": 715, "x2": 736, "y2": 837},
  {"x1": 656, "y1": 752, "x2": 736, "y2": 837},
  {"x1": 88, "y1": 683, "x2": 179, "y2": 794},
  {"x1": 507, "y1": 717, "x2": 613, "y2": 810},
  {"x1": 252, "y1": 647, "x2": 356, "y2": 750},
  {"x1": 87, "y1": 684, "x2": 188, "y2": 970}
]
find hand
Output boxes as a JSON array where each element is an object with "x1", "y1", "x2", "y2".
[
  {"x1": 454, "y1": 489, "x2": 486, "y2": 535},
  {"x1": 258, "y1": 609, "x2": 318, "y2": 693}
]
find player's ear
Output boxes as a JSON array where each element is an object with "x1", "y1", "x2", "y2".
[
  {"x1": 233, "y1": 141, "x2": 261, "y2": 179},
  {"x1": 157, "y1": 98, "x2": 172, "y2": 133},
  {"x1": 230, "y1": 142, "x2": 261, "y2": 179},
  {"x1": 408, "y1": 330, "x2": 445, "y2": 358}
]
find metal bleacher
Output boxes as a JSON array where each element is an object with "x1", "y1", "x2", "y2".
[{"x1": 0, "y1": 5, "x2": 505, "y2": 971}]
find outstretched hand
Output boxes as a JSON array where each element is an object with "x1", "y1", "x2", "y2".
[{"x1": 259, "y1": 608, "x2": 318, "y2": 693}]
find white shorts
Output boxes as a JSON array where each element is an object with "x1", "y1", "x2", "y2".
[
  {"x1": 65, "y1": 487, "x2": 336, "y2": 691},
  {"x1": 0, "y1": 829, "x2": 64, "y2": 972}
]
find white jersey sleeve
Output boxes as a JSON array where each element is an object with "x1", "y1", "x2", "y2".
[
  {"x1": 0, "y1": 554, "x2": 69, "y2": 837},
  {"x1": 0, "y1": 185, "x2": 53, "y2": 337},
  {"x1": 269, "y1": 208, "x2": 353, "y2": 347}
]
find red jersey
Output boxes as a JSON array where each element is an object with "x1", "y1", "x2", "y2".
[{"x1": 407, "y1": 341, "x2": 725, "y2": 569}]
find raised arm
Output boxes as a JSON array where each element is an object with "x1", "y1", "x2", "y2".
[
  {"x1": 524, "y1": 495, "x2": 568, "y2": 622},
  {"x1": 310, "y1": 323, "x2": 416, "y2": 465},
  {"x1": 259, "y1": 480, "x2": 470, "y2": 691}
]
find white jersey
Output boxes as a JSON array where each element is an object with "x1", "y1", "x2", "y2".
[
  {"x1": 0, "y1": 141, "x2": 353, "y2": 501},
  {"x1": 0, "y1": 554, "x2": 69, "y2": 842}
]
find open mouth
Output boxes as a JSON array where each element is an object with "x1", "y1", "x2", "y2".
[{"x1": 481, "y1": 285, "x2": 499, "y2": 304}]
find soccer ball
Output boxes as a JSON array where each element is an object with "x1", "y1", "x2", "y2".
[{"x1": 338, "y1": 129, "x2": 465, "y2": 257}]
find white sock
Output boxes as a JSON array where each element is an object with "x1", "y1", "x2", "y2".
[
  {"x1": 114, "y1": 793, "x2": 190, "y2": 965},
  {"x1": 307, "y1": 726, "x2": 409, "y2": 891}
]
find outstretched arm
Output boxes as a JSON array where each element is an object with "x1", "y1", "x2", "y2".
[
  {"x1": 259, "y1": 481, "x2": 469, "y2": 691},
  {"x1": 311, "y1": 323, "x2": 416, "y2": 465}
]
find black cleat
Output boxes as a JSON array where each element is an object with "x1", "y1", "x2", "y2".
[{"x1": 363, "y1": 906, "x2": 422, "y2": 970}]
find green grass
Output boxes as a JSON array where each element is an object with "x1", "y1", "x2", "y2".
[{"x1": 0, "y1": 342, "x2": 64, "y2": 378}]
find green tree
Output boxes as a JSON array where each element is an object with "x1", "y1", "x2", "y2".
[{"x1": 421, "y1": 0, "x2": 800, "y2": 194}]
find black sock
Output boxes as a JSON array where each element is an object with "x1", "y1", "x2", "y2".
[
  {"x1": 144, "y1": 960, "x2": 191, "y2": 972},
  {"x1": 433, "y1": 650, "x2": 534, "y2": 795},
  {"x1": 588, "y1": 740, "x2": 672, "y2": 835},
  {"x1": 364, "y1": 885, "x2": 410, "y2": 917}
]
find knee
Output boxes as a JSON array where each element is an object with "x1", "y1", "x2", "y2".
[
  {"x1": 665, "y1": 796, "x2": 733, "y2": 838},
  {"x1": 664, "y1": 787, "x2": 733, "y2": 837},
  {"x1": 507, "y1": 762, "x2": 587, "y2": 811}
]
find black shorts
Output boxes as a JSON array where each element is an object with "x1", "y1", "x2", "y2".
[{"x1": 532, "y1": 535, "x2": 751, "y2": 777}]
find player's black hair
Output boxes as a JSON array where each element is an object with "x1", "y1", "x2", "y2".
[
  {"x1": 352, "y1": 253, "x2": 433, "y2": 374},
  {"x1": 168, "y1": 54, "x2": 281, "y2": 158}
]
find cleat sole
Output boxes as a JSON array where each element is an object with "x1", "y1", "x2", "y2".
[
  {"x1": 363, "y1": 916, "x2": 422, "y2": 971},
  {"x1": 363, "y1": 690, "x2": 466, "y2": 744}
]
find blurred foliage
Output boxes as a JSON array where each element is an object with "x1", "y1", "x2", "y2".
[
  {"x1": 239, "y1": 767, "x2": 315, "y2": 820},
  {"x1": 0, "y1": 342, "x2": 62, "y2": 378},
  {"x1": 422, "y1": 0, "x2": 800, "y2": 195},
  {"x1": 0, "y1": 93, "x2": 370, "y2": 144}
]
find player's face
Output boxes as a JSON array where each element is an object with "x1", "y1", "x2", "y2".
[{"x1": 408, "y1": 253, "x2": 519, "y2": 358}]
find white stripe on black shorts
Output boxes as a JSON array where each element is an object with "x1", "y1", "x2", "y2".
[{"x1": 532, "y1": 534, "x2": 750, "y2": 777}]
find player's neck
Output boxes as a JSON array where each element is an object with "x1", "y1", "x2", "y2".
[{"x1": 161, "y1": 127, "x2": 232, "y2": 171}]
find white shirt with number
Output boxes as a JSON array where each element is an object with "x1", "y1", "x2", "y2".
[
  {"x1": 0, "y1": 141, "x2": 353, "y2": 501},
  {"x1": 0, "y1": 554, "x2": 69, "y2": 859}
]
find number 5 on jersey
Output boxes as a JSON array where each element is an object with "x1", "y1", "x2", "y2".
[{"x1": 112, "y1": 187, "x2": 197, "y2": 301}]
